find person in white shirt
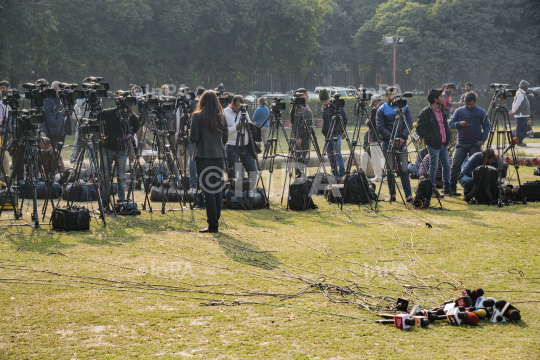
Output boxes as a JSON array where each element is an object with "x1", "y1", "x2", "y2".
[
  {"x1": 509, "y1": 80, "x2": 531, "y2": 147},
  {"x1": 224, "y1": 95, "x2": 257, "y2": 182},
  {"x1": 0, "y1": 80, "x2": 11, "y2": 178}
]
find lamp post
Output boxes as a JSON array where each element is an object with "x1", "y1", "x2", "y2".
[{"x1": 385, "y1": 36, "x2": 405, "y2": 86}]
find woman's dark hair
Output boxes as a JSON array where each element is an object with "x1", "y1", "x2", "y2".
[
  {"x1": 194, "y1": 90, "x2": 224, "y2": 134},
  {"x1": 428, "y1": 88, "x2": 443, "y2": 104},
  {"x1": 232, "y1": 95, "x2": 244, "y2": 105},
  {"x1": 464, "y1": 92, "x2": 477, "y2": 103}
]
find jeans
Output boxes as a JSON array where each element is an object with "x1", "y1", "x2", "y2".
[
  {"x1": 451, "y1": 142, "x2": 481, "y2": 191},
  {"x1": 225, "y1": 145, "x2": 257, "y2": 182},
  {"x1": 196, "y1": 158, "x2": 224, "y2": 232},
  {"x1": 426, "y1": 144, "x2": 451, "y2": 192},
  {"x1": 327, "y1": 135, "x2": 346, "y2": 177},
  {"x1": 188, "y1": 140, "x2": 198, "y2": 189},
  {"x1": 382, "y1": 141, "x2": 412, "y2": 197},
  {"x1": 102, "y1": 149, "x2": 127, "y2": 201},
  {"x1": 459, "y1": 174, "x2": 475, "y2": 196},
  {"x1": 515, "y1": 117, "x2": 529, "y2": 144}
]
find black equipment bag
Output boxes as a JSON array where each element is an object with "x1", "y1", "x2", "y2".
[
  {"x1": 518, "y1": 181, "x2": 540, "y2": 202},
  {"x1": 229, "y1": 178, "x2": 255, "y2": 192},
  {"x1": 19, "y1": 181, "x2": 62, "y2": 200},
  {"x1": 248, "y1": 123, "x2": 262, "y2": 143},
  {"x1": 150, "y1": 187, "x2": 182, "y2": 202},
  {"x1": 51, "y1": 205, "x2": 90, "y2": 231},
  {"x1": 63, "y1": 183, "x2": 98, "y2": 202},
  {"x1": 341, "y1": 172, "x2": 377, "y2": 204},
  {"x1": 413, "y1": 179, "x2": 433, "y2": 209},
  {"x1": 307, "y1": 173, "x2": 329, "y2": 195},
  {"x1": 224, "y1": 188, "x2": 267, "y2": 210},
  {"x1": 534, "y1": 167, "x2": 540, "y2": 177},
  {"x1": 114, "y1": 200, "x2": 141, "y2": 215},
  {"x1": 288, "y1": 179, "x2": 317, "y2": 211},
  {"x1": 0, "y1": 188, "x2": 18, "y2": 210},
  {"x1": 324, "y1": 184, "x2": 344, "y2": 203},
  {"x1": 469, "y1": 165, "x2": 498, "y2": 204}
]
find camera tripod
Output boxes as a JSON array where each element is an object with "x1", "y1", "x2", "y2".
[
  {"x1": 346, "y1": 100, "x2": 370, "y2": 173},
  {"x1": 225, "y1": 108, "x2": 268, "y2": 210},
  {"x1": 470, "y1": 92, "x2": 523, "y2": 207},
  {"x1": 316, "y1": 101, "x2": 375, "y2": 210},
  {"x1": 175, "y1": 101, "x2": 196, "y2": 210},
  {"x1": 281, "y1": 103, "x2": 327, "y2": 208},
  {"x1": 140, "y1": 112, "x2": 184, "y2": 215},
  {"x1": 375, "y1": 104, "x2": 443, "y2": 210},
  {"x1": 256, "y1": 106, "x2": 290, "y2": 205}
]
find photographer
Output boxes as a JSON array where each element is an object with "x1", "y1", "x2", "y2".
[
  {"x1": 458, "y1": 148, "x2": 496, "y2": 197},
  {"x1": 376, "y1": 86, "x2": 414, "y2": 203},
  {"x1": 449, "y1": 92, "x2": 490, "y2": 195},
  {"x1": 319, "y1": 89, "x2": 348, "y2": 178},
  {"x1": 0, "y1": 80, "x2": 11, "y2": 178},
  {"x1": 509, "y1": 80, "x2": 531, "y2": 147},
  {"x1": 224, "y1": 95, "x2": 257, "y2": 181},
  {"x1": 101, "y1": 104, "x2": 140, "y2": 204},
  {"x1": 253, "y1": 97, "x2": 270, "y2": 149},
  {"x1": 43, "y1": 81, "x2": 66, "y2": 151},
  {"x1": 289, "y1": 88, "x2": 314, "y2": 169},
  {"x1": 190, "y1": 91, "x2": 228, "y2": 233},
  {"x1": 366, "y1": 94, "x2": 384, "y2": 182},
  {"x1": 416, "y1": 89, "x2": 454, "y2": 196}
]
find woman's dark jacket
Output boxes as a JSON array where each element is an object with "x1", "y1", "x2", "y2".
[{"x1": 190, "y1": 113, "x2": 228, "y2": 158}]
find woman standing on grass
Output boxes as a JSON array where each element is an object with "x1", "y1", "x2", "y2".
[{"x1": 190, "y1": 91, "x2": 228, "y2": 233}]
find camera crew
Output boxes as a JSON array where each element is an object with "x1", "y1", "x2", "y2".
[
  {"x1": 366, "y1": 94, "x2": 384, "y2": 182},
  {"x1": 253, "y1": 97, "x2": 270, "y2": 149},
  {"x1": 449, "y1": 92, "x2": 490, "y2": 196},
  {"x1": 376, "y1": 86, "x2": 414, "y2": 203},
  {"x1": 190, "y1": 91, "x2": 228, "y2": 233},
  {"x1": 416, "y1": 89, "x2": 453, "y2": 196},
  {"x1": 289, "y1": 88, "x2": 314, "y2": 168},
  {"x1": 43, "y1": 81, "x2": 66, "y2": 151},
  {"x1": 319, "y1": 89, "x2": 348, "y2": 178},
  {"x1": 509, "y1": 80, "x2": 531, "y2": 147},
  {"x1": 224, "y1": 95, "x2": 257, "y2": 180},
  {"x1": 101, "y1": 103, "x2": 140, "y2": 204},
  {"x1": 0, "y1": 80, "x2": 11, "y2": 178}
]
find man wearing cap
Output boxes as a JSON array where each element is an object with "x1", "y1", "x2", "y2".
[
  {"x1": 289, "y1": 88, "x2": 314, "y2": 172},
  {"x1": 319, "y1": 89, "x2": 348, "y2": 178},
  {"x1": 366, "y1": 94, "x2": 384, "y2": 182},
  {"x1": 509, "y1": 80, "x2": 531, "y2": 147}
]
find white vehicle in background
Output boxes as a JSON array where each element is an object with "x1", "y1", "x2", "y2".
[{"x1": 314, "y1": 86, "x2": 357, "y2": 98}]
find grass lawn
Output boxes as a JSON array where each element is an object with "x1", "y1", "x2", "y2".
[{"x1": 1, "y1": 159, "x2": 540, "y2": 359}]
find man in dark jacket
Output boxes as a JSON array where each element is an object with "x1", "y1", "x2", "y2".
[
  {"x1": 416, "y1": 88, "x2": 454, "y2": 196},
  {"x1": 376, "y1": 86, "x2": 414, "y2": 202},
  {"x1": 102, "y1": 104, "x2": 140, "y2": 203},
  {"x1": 43, "y1": 81, "x2": 66, "y2": 151},
  {"x1": 289, "y1": 89, "x2": 314, "y2": 173},
  {"x1": 366, "y1": 94, "x2": 384, "y2": 182},
  {"x1": 319, "y1": 89, "x2": 348, "y2": 177},
  {"x1": 459, "y1": 148, "x2": 496, "y2": 196}
]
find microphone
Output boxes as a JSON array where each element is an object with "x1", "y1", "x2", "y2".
[
  {"x1": 464, "y1": 312, "x2": 480, "y2": 326},
  {"x1": 391, "y1": 314, "x2": 430, "y2": 329},
  {"x1": 395, "y1": 298, "x2": 409, "y2": 312},
  {"x1": 491, "y1": 309, "x2": 506, "y2": 323},
  {"x1": 504, "y1": 137, "x2": 519, "y2": 154},
  {"x1": 483, "y1": 297, "x2": 497, "y2": 309},
  {"x1": 495, "y1": 300, "x2": 521, "y2": 321},
  {"x1": 464, "y1": 289, "x2": 484, "y2": 304},
  {"x1": 455, "y1": 296, "x2": 473, "y2": 307},
  {"x1": 470, "y1": 308, "x2": 488, "y2": 319}
]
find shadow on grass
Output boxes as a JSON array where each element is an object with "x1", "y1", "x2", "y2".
[{"x1": 214, "y1": 233, "x2": 280, "y2": 270}]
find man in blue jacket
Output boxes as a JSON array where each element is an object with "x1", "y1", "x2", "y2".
[
  {"x1": 376, "y1": 86, "x2": 414, "y2": 202},
  {"x1": 43, "y1": 81, "x2": 66, "y2": 151},
  {"x1": 459, "y1": 148, "x2": 496, "y2": 196},
  {"x1": 449, "y1": 92, "x2": 490, "y2": 195},
  {"x1": 252, "y1": 97, "x2": 270, "y2": 149}
]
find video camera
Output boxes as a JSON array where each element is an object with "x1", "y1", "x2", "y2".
[
  {"x1": 72, "y1": 77, "x2": 109, "y2": 113},
  {"x1": 115, "y1": 90, "x2": 138, "y2": 108},
  {"x1": 2, "y1": 89, "x2": 21, "y2": 109},
  {"x1": 214, "y1": 83, "x2": 232, "y2": 108},
  {"x1": 79, "y1": 118, "x2": 101, "y2": 136},
  {"x1": 138, "y1": 93, "x2": 159, "y2": 110},
  {"x1": 157, "y1": 96, "x2": 177, "y2": 111},
  {"x1": 356, "y1": 87, "x2": 372, "y2": 106},
  {"x1": 177, "y1": 87, "x2": 195, "y2": 104},
  {"x1": 490, "y1": 83, "x2": 517, "y2": 99},
  {"x1": 391, "y1": 91, "x2": 413, "y2": 108},
  {"x1": 271, "y1": 97, "x2": 286, "y2": 111},
  {"x1": 22, "y1": 82, "x2": 56, "y2": 107},
  {"x1": 19, "y1": 109, "x2": 44, "y2": 127},
  {"x1": 239, "y1": 104, "x2": 249, "y2": 115},
  {"x1": 290, "y1": 90, "x2": 306, "y2": 106},
  {"x1": 329, "y1": 93, "x2": 345, "y2": 108}
]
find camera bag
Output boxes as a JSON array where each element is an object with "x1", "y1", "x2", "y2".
[
  {"x1": 51, "y1": 205, "x2": 90, "y2": 231},
  {"x1": 469, "y1": 165, "x2": 498, "y2": 204},
  {"x1": 288, "y1": 178, "x2": 317, "y2": 211},
  {"x1": 518, "y1": 181, "x2": 540, "y2": 202}
]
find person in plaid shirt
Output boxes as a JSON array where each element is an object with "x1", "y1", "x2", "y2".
[{"x1": 449, "y1": 92, "x2": 490, "y2": 194}]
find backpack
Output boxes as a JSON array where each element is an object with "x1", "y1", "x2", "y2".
[
  {"x1": 413, "y1": 179, "x2": 433, "y2": 209},
  {"x1": 51, "y1": 205, "x2": 90, "y2": 231},
  {"x1": 468, "y1": 165, "x2": 498, "y2": 204},
  {"x1": 114, "y1": 200, "x2": 141, "y2": 215},
  {"x1": 288, "y1": 178, "x2": 317, "y2": 211},
  {"x1": 341, "y1": 172, "x2": 377, "y2": 204}
]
